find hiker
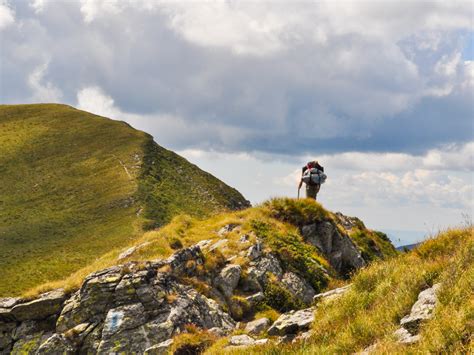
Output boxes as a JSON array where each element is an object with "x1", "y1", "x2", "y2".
[{"x1": 298, "y1": 161, "x2": 326, "y2": 200}]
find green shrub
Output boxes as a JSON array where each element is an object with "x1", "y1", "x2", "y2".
[{"x1": 263, "y1": 279, "x2": 305, "y2": 313}]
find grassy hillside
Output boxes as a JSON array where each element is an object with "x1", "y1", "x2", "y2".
[
  {"x1": 0, "y1": 104, "x2": 248, "y2": 296},
  {"x1": 210, "y1": 226, "x2": 473, "y2": 354},
  {"x1": 26, "y1": 198, "x2": 396, "y2": 302}
]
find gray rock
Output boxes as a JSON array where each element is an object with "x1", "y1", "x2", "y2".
[
  {"x1": 217, "y1": 224, "x2": 239, "y2": 236},
  {"x1": 301, "y1": 221, "x2": 365, "y2": 275},
  {"x1": 281, "y1": 272, "x2": 316, "y2": 305},
  {"x1": 245, "y1": 292, "x2": 265, "y2": 307},
  {"x1": 248, "y1": 253, "x2": 283, "y2": 286},
  {"x1": 118, "y1": 246, "x2": 138, "y2": 260},
  {"x1": 11, "y1": 289, "x2": 66, "y2": 321},
  {"x1": 228, "y1": 334, "x2": 256, "y2": 346},
  {"x1": 394, "y1": 327, "x2": 420, "y2": 344},
  {"x1": 195, "y1": 239, "x2": 213, "y2": 250},
  {"x1": 245, "y1": 317, "x2": 271, "y2": 335},
  {"x1": 102, "y1": 303, "x2": 147, "y2": 338},
  {"x1": 57, "y1": 266, "x2": 123, "y2": 332},
  {"x1": 0, "y1": 298, "x2": 20, "y2": 309},
  {"x1": 247, "y1": 242, "x2": 263, "y2": 260},
  {"x1": 267, "y1": 308, "x2": 315, "y2": 336},
  {"x1": 13, "y1": 316, "x2": 57, "y2": 340},
  {"x1": 209, "y1": 239, "x2": 228, "y2": 251},
  {"x1": 334, "y1": 212, "x2": 365, "y2": 230},
  {"x1": 0, "y1": 322, "x2": 15, "y2": 352},
  {"x1": 37, "y1": 333, "x2": 75, "y2": 354},
  {"x1": 208, "y1": 327, "x2": 228, "y2": 337},
  {"x1": 166, "y1": 245, "x2": 204, "y2": 276},
  {"x1": 400, "y1": 283, "x2": 441, "y2": 334},
  {"x1": 11, "y1": 331, "x2": 52, "y2": 354},
  {"x1": 313, "y1": 285, "x2": 351, "y2": 302},
  {"x1": 144, "y1": 339, "x2": 174, "y2": 354},
  {"x1": 215, "y1": 264, "x2": 242, "y2": 297}
]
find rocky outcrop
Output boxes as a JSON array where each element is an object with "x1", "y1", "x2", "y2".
[
  {"x1": 0, "y1": 207, "x2": 391, "y2": 354},
  {"x1": 245, "y1": 317, "x2": 271, "y2": 335},
  {"x1": 0, "y1": 246, "x2": 234, "y2": 354},
  {"x1": 267, "y1": 308, "x2": 315, "y2": 336},
  {"x1": 301, "y1": 221, "x2": 366, "y2": 275},
  {"x1": 394, "y1": 283, "x2": 441, "y2": 344},
  {"x1": 214, "y1": 264, "x2": 242, "y2": 297}
]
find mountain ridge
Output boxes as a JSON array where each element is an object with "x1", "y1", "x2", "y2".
[{"x1": 0, "y1": 104, "x2": 249, "y2": 296}]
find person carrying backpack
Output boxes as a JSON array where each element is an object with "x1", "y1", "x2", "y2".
[{"x1": 298, "y1": 160, "x2": 326, "y2": 200}]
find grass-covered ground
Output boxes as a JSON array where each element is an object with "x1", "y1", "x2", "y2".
[
  {"x1": 0, "y1": 104, "x2": 248, "y2": 296},
  {"x1": 25, "y1": 198, "x2": 395, "y2": 307},
  {"x1": 206, "y1": 225, "x2": 473, "y2": 354}
]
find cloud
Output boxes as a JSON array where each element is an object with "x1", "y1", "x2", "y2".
[
  {"x1": 28, "y1": 60, "x2": 62, "y2": 102},
  {"x1": 77, "y1": 86, "x2": 118, "y2": 118},
  {"x1": 0, "y1": 0, "x2": 14, "y2": 30},
  {"x1": 1, "y1": 1, "x2": 473, "y2": 157}
]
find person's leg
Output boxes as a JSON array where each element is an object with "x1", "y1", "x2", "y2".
[
  {"x1": 306, "y1": 185, "x2": 317, "y2": 199},
  {"x1": 314, "y1": 184, "x2": 321, "y2": 200}
]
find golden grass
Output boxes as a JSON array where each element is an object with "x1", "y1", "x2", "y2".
[{"x1": 218, "y1": 226, "x2": 473, "y2": 354}]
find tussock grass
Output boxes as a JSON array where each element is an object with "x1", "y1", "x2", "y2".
[
  {"x1": 214, "y1": 226, "x2": 472, "y2": 354},
  {"x1": 21, "y1": 198, "x2": 395, "y2": 302}
]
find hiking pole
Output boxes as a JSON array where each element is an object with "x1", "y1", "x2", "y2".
[{"x1": 297, "y1": 187, "x2": 300, "y2": 199}]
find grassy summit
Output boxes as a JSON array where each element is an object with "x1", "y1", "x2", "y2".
[{"x1": 0, "y1": 104, "x2": 248, "y2": 296}]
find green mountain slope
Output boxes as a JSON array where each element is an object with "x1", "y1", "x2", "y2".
[{"x1": 0, "y1": 104, "x2": 249, "y2": 296}]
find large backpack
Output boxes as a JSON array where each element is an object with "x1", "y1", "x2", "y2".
[{"x1": 302, "y1": 168, "x2": 327, "y2": 185}]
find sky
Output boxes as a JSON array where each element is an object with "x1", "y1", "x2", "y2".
[{"x1": 1, "y1": 0, "x2": 473, "y2": 245}]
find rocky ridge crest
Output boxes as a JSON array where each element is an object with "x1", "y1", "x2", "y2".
[{"x1": 0, "y1": 205, "x2": 395, "y2": 354}]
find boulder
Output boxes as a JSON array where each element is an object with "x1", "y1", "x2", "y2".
[
  {"x1": 248, "y1": 253, "x2": 283, "y2": 286},
  {"x1": 245, "y1": 317, "x2": 271, "y2": 335},
  {"x1": 313, "y1": 285, "x2": 351, "y2": 302},
  {"x1": 11, "y1": 289, "x2": 66, "y2": 321},
  {"x1": 281, "y1": 272, "x2": 316, "y2": 305},
  {"x1": 226, "y1": 334, "x2": 269, "y2": 349},
  {"x1": 394, "y1": 327, "x2": 420, "y2": 344},
  {"x1": 144, "y1": 339, "x2": 174, "y2": 354},
  {"x1": 229, "y1": 334, "x2": 256, "y2": 346},
  {"x1": 267, "y1": 308, "x2": 315, "y2": 336},
  {"x1": 400, "y1": 283, "x2": 441, "y2": 334},
  {"x1": 214, "y1": 264, "x2": 242, "y2": 297},
  {"x1": 301, "y1": 221, "x2": 365, "y2": 275}
]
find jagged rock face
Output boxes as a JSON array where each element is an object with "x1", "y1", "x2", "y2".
[
  {"x1": 301, "y1": 221, "x2": 366, "y2": 276},
  {"x1": 0, "y1": 209, "x2": 386, "y2": 353},
  {"x1": 0, "y1": 247, "x2": 234, "y2": 354}
]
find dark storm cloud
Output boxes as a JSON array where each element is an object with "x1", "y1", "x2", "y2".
[{"x1": 1, "y1": 0, "x2": 472, "y2": 155}]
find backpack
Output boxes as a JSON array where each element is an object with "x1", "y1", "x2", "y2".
[{"x1": 302, "y1": 168, "x2": 327, "y2": 185}]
